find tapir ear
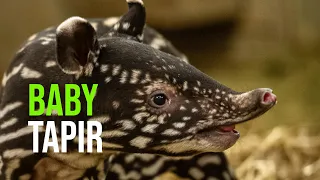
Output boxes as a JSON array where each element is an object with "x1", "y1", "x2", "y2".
[
  {"x1": 110, "y1": 0, "x2": 146, "y2": 41},
  {"x1": 56, "y1": 16, "x2": 100, "y2": 75}
]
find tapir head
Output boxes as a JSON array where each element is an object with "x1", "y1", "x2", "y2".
[{"x1": 55, "y1": 0, "x2": 277, "y2": 156}]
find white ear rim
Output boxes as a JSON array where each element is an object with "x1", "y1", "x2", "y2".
[
  {"x1": 126, "y1": 0, "x2": 144, "y2": 5},
  {"x1": 57, "y1": 16, "x2": 88, "y2": 33}
]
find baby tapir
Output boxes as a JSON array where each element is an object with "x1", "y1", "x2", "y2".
[{"x1": 0, "y1": 0, "x2": 277, "y2": 179}]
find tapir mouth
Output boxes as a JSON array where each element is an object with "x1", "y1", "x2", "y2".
[{"x1": 195, "y1": 99, "x2": 276, "y2": 137}]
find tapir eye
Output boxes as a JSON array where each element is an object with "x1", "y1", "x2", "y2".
[{"x1": 149, "y1": 92, "x2": 168, "y2": 108}]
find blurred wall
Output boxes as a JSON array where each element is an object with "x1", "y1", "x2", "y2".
[{"x1": 2, "y1": 0, "x2": 320, "y2": 71}]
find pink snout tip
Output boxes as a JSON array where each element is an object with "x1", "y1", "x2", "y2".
[{"x1": 262, "y1": 90, "x2": 277, "y2": 105}]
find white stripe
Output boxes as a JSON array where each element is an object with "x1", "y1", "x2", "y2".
[
  {"x1": 3, "y1": 148, "x2": 33, "y2": 159},
  {"x1": 0, "y1": 126, "x2": 41, "y2": 145},
  {"x1": 1, "y1": 64, "x2": 24, "y2": 86},
  {"x1": 0, "y1": 117, "x2": 18, "y2": 129},
  {"x1": 21, "y1": 67, "x2": 42, "y2": 79},
  {"x1": 0, "y1": 102, "x2": 23, "y2": 119}
]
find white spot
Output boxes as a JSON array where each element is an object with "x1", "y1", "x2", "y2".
[
  {"x1": 135, "y1": 90, "x2": 144, "y2": 96},
  {"x1": 133, "y1": 112, "x2": 150, "y2": 123},
  {"x1": 179, "y1": 106, "x2": 186, "y2": 111},
  {"x1": 140, "y1": 73, "x2": 151, "y2": 83},
  {"x1": 110, "y1": 163, "x2": 142, "y2": 179},
  {"x1": 39, "y1": 37, "x2": 54, "y2": 45},
  {"x1": 137, "y1": 34, "x2": 144, "y2": 41},
  {"x1": 193, "y1": 87, "x2": 199, "y2": 92},
  {"x1": 0, "y1": 117, "x2": 18, "y2": 129},
  {"x1": 88, "y1": 115, "x2": 110, "y2": 123},
  {"x1": 113, "y1": 23, "x2": 120, "y2": 31},
  {"x1": 130, "y1": 136, "x2": 152, "y2": 148},
  {"x1": 222, "y1": 91, "x2": 226, "y2": 95},
  {"x1": 2, "y1": 64, "x2": 24, "y2": 86},
  {"x1": 134, "y1": 106, "x2": 146, "y2": 111},
  {"x1": 21, "y1": 67, "x2": 42, "y2": 79},
  {"x1": 103, "y1": 17, "x2": 120, "y2": 27},
  {"x1": 157, "y1": 114, "x2": 167, "y2": 124},
  {"x1": 202, "y1": 89, "x2": 207, "y2": 95},
  {"x1": 124, "y1": 154, "x2": 136, "y2": 163},
  {"x1": 130, "y1": 69, "x2": 141, "y2": 84},
  {"x1": 45, "y1": 61, "x2": 57, "y2": 68},
  {"x1": 101, "y1": 130, "x2": 128, "y2": 138},
  {"x1": 197, "y1": 81, "x2": 201, "y2": 86},
  {"x1": 105, "y1": 77, "x2": 112, "y2": 83},
  {"x1": 141, "y1": 124, "x2": 159, "y2": 133},
  {"x1": 185, "y1": 100, "x2": 190, "y2": 103},
  {"x1": 100, "y1": 64, "x2": 109, "y2": 73},
  {"x1": 0, "y1": 102, "x2": 23, "y2": 119},
  {"x1": 173, "y1": 122, "x2": 186, "y2": 128},
  {"x1": 182, "y1": 116, "x2": 191, "y2": 121},
  {"x1": 183, "y1": 81, "x2": 188, "y2": 91},
  {"x1": 231, "y1": 105, "x2": 236, "y2": 110},
  {"x1": 130, "y1": 99, "x2": 144, "y2": 104},
  {"x1": 189, "y1": 167, "x2": 205, "y2": 180},
  {"x1": 120, "y1": 70, "x2": 128, "y2": 84},
  {"x1": 150, "y1": 37, "x2": 166, "y2": 50},
  {"x1": 209, "y1": 109, "x2": 217, "y2": 114},
  {"x1": 112, "y1": 101, "x2": 120, "y2": 109},
  {"x1": 108, "y1": 32, "x2": 115, "y2": 37},
  {"x1": 116, "y1": 120, "x2": 136, "y2": 130},
  {"x1": 162, "y1": 129, "x2": 180, "y2": 136},
  {"x1": 191, "y1": 108, "x2": 198, "y2": 113},
  {"x1": 172, "y1": 78, "x2": 177, "y2": 84},
  {"x1": 215, "y1": 95, "x2": 221, "y2": 99},
  {"x1": 222, "y1": 113, "x2": 230, "y2": 118},
  {"x1": 146, "y1": 115, "x2": 157, "y2": 122},
  {"x1": 122, "y1": 22, "x2": 130, "y2": 30},
  {"x1": 215, "y1": 89, "x2": 220, "y2": 93},
  {"x1": 112, "y1": 65, "x2": 121, "y2": 76}
]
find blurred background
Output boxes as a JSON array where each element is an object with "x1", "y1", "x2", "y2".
[{"x1": 1, "y1": 0, "x2": 319, "y2": 179}]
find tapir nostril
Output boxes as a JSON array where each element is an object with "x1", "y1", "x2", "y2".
[{"x1": 262, "y1": 91, "x2": 277, "y2": 105}]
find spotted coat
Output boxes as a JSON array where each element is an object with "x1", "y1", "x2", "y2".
[
  {"x1": 0, "y1": 0, "x2": 276, "y2": 179},
  {"x1": 105, "y1": 152, "x2": 237, "y2": 180}
]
